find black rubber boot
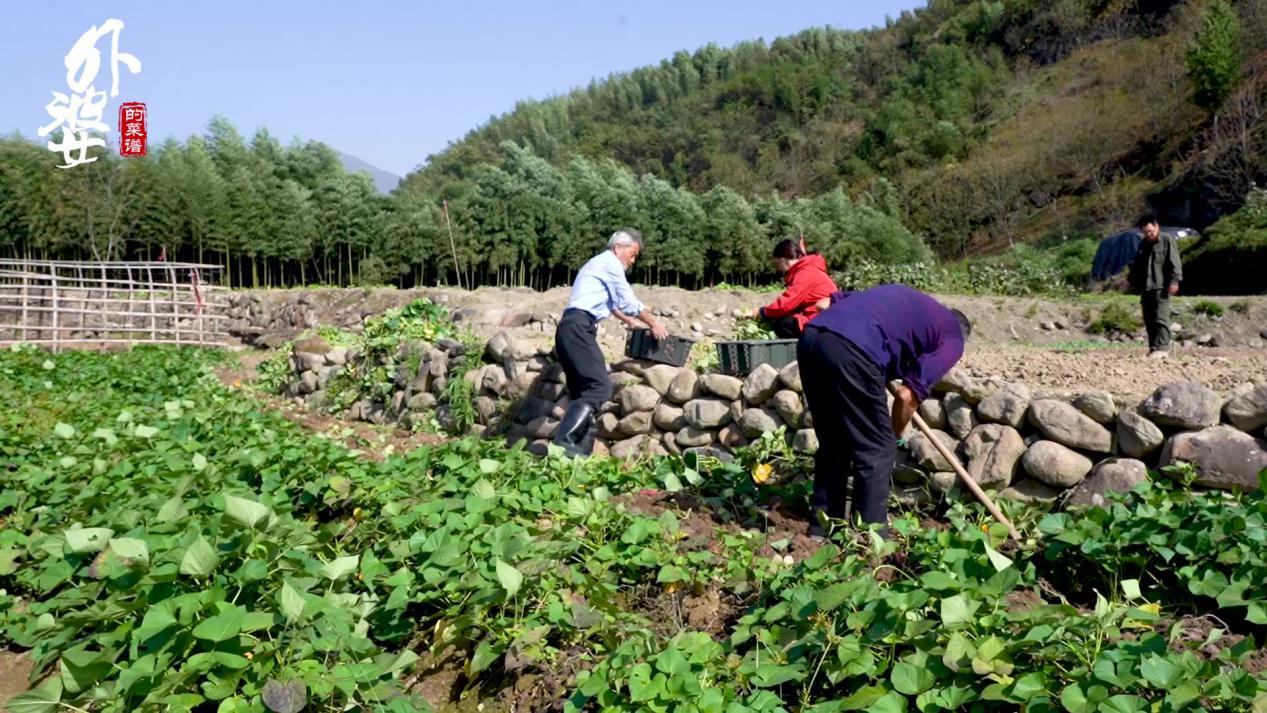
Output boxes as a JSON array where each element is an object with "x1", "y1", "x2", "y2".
[
  {"x1": 552, "y1": 402, "x2": 596, "y2": 457},
  {"x1": 573, "y1": 421, "x2": 598, "y2": 457}
]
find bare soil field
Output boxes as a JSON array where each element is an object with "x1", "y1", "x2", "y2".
[
  {"x1": 0, "y1": 652, "x2": 33, "y2": 711},
  {"x1": 959, "y1": 344, "x2": 1267, "y2": 401},
  {"x1": 240, "y1": 286, "x2": 1267, "y2": 402}
]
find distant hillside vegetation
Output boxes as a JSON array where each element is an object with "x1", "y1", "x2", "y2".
[
  {"x1": 4, "y1": 1, "x2": 1264, "y2": 292},
  {"x1": 403, "y1": 0, "x2": 1267, "y2": 262}
]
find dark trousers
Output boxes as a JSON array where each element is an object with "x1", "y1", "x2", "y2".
[
  {"x1": 769, "y1": 315, "x2": 801, "y2": 340},
  {"x1": 1141, "y1": 290, "x2": 1172, "y2": 352},
  {"x1": 555, "y1": 309, "x2": 612, "y2": 409},
  {"x1": 797, "y1": 325, "x2": 895, "y2": 525}
]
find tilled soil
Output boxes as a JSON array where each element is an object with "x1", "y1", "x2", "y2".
[
  {"x1": 243, "y1": 287, "x2": 1267, "y2": 355},
  {"x1": 1168, "y1": 615, "x2": 1267, "y2": 675},
  {"x1": 612, "y1": 489, "x2": 822, "y2": 565},
  {"x1": 239, "y1": 286, "x2": 1267, "y2": 403},
  {"x1": 0, "y1": 651, "x2": 34, "y2": 710},
  {"x1": 959, "y1": 344, "x2": 1267, "y2": 402}
]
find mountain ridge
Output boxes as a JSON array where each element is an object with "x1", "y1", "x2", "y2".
[
  {"x1": 400, "y1": 0, "x2": 1266, "y2": 260},
  {"x1": 337, "y1": 151, "x2": 400, "y2": 194}
]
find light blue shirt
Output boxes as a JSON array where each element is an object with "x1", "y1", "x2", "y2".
[{"x1": 567, "y1": 250, "x2": 644, "y2": 321}]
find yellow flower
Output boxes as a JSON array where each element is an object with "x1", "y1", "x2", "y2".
[
  {"x1": 1139, "y1": 602, "x2": 1161, "y2": 615},
  {"x1": 752, "y1": 463, "x2": 774, "y2": 484}
]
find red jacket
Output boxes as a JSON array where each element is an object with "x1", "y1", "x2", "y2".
[{"x1": 759, "y1": 254, "x2": 838, "y2": 330}]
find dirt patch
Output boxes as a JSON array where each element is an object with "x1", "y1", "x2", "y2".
[
  {"x1": 404, "y1": 647, "x2": 468, "y2": 710},
  {"x1": 1004, "y1": 590, "x2": 1045, "y2": 613},
  {"x1": 960, "y1": 344, "x2": 1267, "y2": 401},
  {"x1": 751, "y1": 505, "x2": 822, "y2": 563},
  {"x1": 612, "y1": 490, "x2": 823, "y2": 564},
  {"x1": 237, "y1": 287, "x2": 1267, "y2": 364},
  {"x1": 615, "y1": 584, "x2": 746, "y2": 641},
  {"x1": 1244, "y1": 648, "x2": 1267, "y2": 676},
  {"x1": 210, "y1": 347, "x2": 270, "y2": 385},
  {"x1": 682, "y1": 590, "x2": 729, "y2": 632},
  {"x1": 0, "y1": 651, "x2": 33, "y2": 709},
  {"x1": 1167, "y1": 615, "x2": 1242, "y2": 659},
  {"x1": 1166, "y1": 614, "x2": 1267, "y2": 673},
  {"x1": 611, "y1": 489, "x2": 676, "y2": 517},
  {"x1": 490, "y1": 646, "x2": 589, "y2": 713},
  {"x1": 403, "y1": 642, "x2": 585, "y2": 712},
  {"x1": 920, "y1": 517, "x2": 950, "y2": 532}
]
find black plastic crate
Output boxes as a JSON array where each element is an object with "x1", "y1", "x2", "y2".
[
  {"x1": 715, "y1": 339, "x2": 798, "y2": 376},
  {"x1": 624, "y1": 329, "x2": 696, "y2": 367}
]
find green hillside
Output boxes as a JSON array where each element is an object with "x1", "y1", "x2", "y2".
[
  {"x1": 404, "y1": 0, "x2": 1267, "y2": 260},
  {"x1": 2, "y1": 0, "x2": 1264, "y2": 291}
]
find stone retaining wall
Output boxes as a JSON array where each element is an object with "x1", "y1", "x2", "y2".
[{"x1": 280, "y1": 330, "x2": 1267, "y2": 507}]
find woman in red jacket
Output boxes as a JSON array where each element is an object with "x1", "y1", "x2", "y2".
[{"x1": 754, "y1": 239, "x2": 839, "y2": 339}]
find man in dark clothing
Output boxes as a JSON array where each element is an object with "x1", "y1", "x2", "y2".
[
  {"x1": 1128, "y1": 213, "x2": 1183, "y2": 358},
  {"x1": 552, "y1": 229, "x2": 667, "y2": 457},
  {"x1": 801, "y1": 284, "x2": 970, "y2": 536}
]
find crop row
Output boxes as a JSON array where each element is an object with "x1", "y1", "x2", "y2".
[{"x1": 1, "y1": 345, "x2": 1265, "y2": 712}]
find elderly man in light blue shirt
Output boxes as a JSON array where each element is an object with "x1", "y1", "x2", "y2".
[{"x1": 553, "y1": 229, "x2": 667, "y2": 457}]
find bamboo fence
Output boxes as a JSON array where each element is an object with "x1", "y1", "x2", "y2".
[{"x1": 0, "y1": 260, "x2": 230, "y2": 351}]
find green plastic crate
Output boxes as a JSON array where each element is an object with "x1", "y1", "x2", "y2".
[
  {"x1": 715, "y1": 339, "x2": 798, "y2": 376},
  {"x1": 624, "y1": 329, "x2": 696, "y2": 367}
]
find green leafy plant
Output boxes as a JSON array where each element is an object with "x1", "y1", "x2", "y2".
[
  {"x1": 835, "y1": 246, "x2": 1080, "y2": 298},
  {"x1": 1087, "y1": 302, "x2": 1142, "y2": 335},
  {"x1": 1186, "y1": 0, "x2": 1242, "y2": 110},
  {"x1": 441, "y1": 332, "x2": 485, "y2": 434},
  {"x1": 712, "y1": 282, "x2": 783, "y2": 294},
  {"x1": 6, "y1": 345, "x2": 1267, "y2": 712},
  {"x1": 272, "y1": 298, "x2": 465, "y2": 416},
  {"x1": 1192, "y1": 299, "x2": 1225, "y2": 318},
  {"x1": 733, "y1": 319, "x2": 778, "y2": 341},
  {"x1": 255, "y1": 339, "x2": 296, "y2": 394},
  {"x1": 688, "y1": 339, "x2": 720, "y2": 373}
]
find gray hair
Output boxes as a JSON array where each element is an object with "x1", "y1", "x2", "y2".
[{"x1": 607, "y1": 229, "x2": 643, "y2": 250}]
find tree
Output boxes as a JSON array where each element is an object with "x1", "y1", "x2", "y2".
[
  {"x1": 50, "y1": 147, "x2": 139, "y2": 261},
  {"x1": 497, "y1": 142, "x2": 579, "y2": 286},
  {"x1": 1195, "y1": 68, "x2": 1267, "y2": 209},
  {"x1": 566, "y1": 156, "x2": 645, "y2": 267},
  {"x1": 223, "y1": 164, "x2": 271, "y2": 287},
  {"x1": 1187, "y1": 0, "x2": 1243, "y2": 110},
  {"x1": 283, "y1": 140, "x2": 343, "y2": 186},
  {"x1": 700, "y1": 185, "x2": 765, "y2": 282},
  {"x1": 173, "y1": 136, "x2": 229, "y2": 264},
  {"x1": 128, "y1": 145, "x2": 182, "y2": 258},
  {"x1": 314, "y1": 172, "x2": 382, "y2": 286},
  {"x1": 266, "y1": 178, "x2": 319, "y2": 284},
  {"x1": 636, "y1": 174, "x2": 706, "y2": 285},
  {"x1": 205, "y1": 115, "x2": 249, "y2": 175},
  {"x1": 0, "y1": 136, "x2": 58, "y2": 257},
  {"x1": 463, "y1": 163, "x2": 533, "y2": 284},
  {"x1": 803, "y1": 187, "x2": 930, "y2": 267},
  {"x1": 379, "y1": 195, "x2": 443, "y2": 284}
]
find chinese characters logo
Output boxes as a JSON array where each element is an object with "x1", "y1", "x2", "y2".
[
  {"x1": 119, "y1": 102, "x2": 147, "y2": 157},
  {"x1": 36, "y1": 19, "x2": 142, "y2": 169}
]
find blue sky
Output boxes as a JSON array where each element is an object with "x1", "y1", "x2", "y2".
[{"x1": 2, "y1": 1, "x2": 925, "y2": 176}]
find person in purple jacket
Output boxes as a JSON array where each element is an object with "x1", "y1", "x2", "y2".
[{"x1": 801, "y1": 284, "x2": 971, "y2": 537}]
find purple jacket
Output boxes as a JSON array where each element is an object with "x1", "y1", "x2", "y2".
[{"x1": 807, "y1": 284, "x2": 964, "y2": 402}]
